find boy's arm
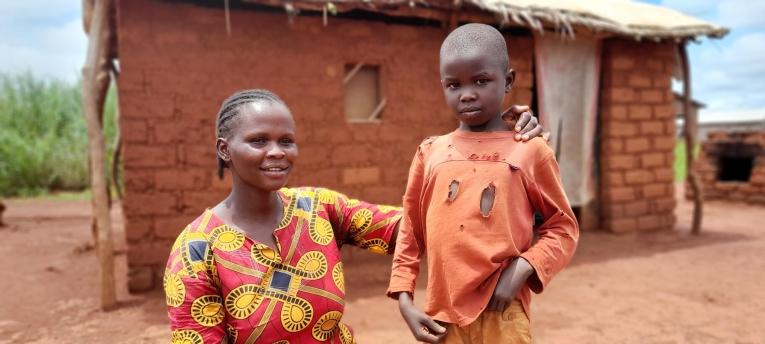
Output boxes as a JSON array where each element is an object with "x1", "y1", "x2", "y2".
[
  {"x1": 520, "y1": 147, "x2": 580, "y2": 293},
  {"x1": 387, "y1": 145, "x2": 427, "y2": 297}
]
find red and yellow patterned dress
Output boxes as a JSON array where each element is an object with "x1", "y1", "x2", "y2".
[{"x1": 164, "y1": 187, "x2": 401, "y2": 343}]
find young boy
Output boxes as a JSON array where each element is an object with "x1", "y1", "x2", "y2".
[{"x1": 388, "y1": 23, "x2": 579, "y2": 344}]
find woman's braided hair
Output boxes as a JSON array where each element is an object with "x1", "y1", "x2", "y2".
[{"x1": 215, "y1": 89, "x2": 286, "y2": 179}]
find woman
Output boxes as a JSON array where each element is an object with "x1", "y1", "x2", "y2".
[{"x1": 164, "y1": 89, "x2": 543, "y2": 343}]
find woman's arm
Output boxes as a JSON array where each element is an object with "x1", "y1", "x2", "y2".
[{"x1": 165, "y1": 230, "x2": 227, "y2": 343}]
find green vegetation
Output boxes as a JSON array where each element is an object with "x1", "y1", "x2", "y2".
[
  {"x1": 0, "y1": 72, "x2": 119, "y2": 197},
  {"x1": 674, "y1": 139, "x2": 701, "y2": 182}
]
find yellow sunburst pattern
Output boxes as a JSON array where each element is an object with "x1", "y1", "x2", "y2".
[
  {"x1": 311, "y1": 311, "x2": 343, "y2": 341},
  {"x1": 191, "y1": 295, "x2": 225, "y2": 327},
  {"x1": 171, "y1": 329, "x2": 203, "y2": 344}
]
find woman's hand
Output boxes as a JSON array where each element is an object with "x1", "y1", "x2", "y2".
[
  {"x1": 502, "y1": 105, "x2": 550, "y2": 142},
  {"x1": 486, "y1": 257, "x2": 535, "y2": 312},
  {"x1": 397, "y1": 292, "x2": 446, "y2": 343}
]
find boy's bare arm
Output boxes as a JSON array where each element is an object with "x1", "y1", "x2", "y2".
[
  {"x1": 486, "y1": 257, "x2": 535, "y2": 312},
  {"x1": 397, "y1": 292, "x2": 446, "y2": 343}
]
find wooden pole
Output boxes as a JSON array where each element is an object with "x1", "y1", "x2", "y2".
[
  {"x1": 82, "y1": 0, "x2": 117, "y2": 310},
  {"x1": 679, "y1": 42, "x2": 703, "y2": 235}
]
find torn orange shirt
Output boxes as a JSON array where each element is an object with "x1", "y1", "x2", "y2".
[{"x1": 388, "y1": 130, "x2": 579, "y2": 327}]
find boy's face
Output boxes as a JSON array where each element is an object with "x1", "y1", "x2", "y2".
[{"x1": 440, "y1": 50, "x2": 514, "y2": 127}]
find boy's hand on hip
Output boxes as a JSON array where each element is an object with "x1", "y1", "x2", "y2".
[
  {"x1": 487, "y1": 257, "x2": 535, "y2": 312},
  {"x1": 397, "y1": 292, "x2": 446, "y2": 343}
]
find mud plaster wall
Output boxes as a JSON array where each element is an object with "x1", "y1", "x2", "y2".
[{"x1": 117, "y1": 0, "x2": 535, "y2": 291}]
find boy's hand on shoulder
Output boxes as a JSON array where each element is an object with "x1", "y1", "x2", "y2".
[
  {"x1": 397, "y1": 292, "x2": 446, "y2": 343},
  {"x1": 487, "y1": 257, "x2": 535, "y2": 312},
  {"x1": 501, "y1": 105, "x2": 549, "y2": 142}
]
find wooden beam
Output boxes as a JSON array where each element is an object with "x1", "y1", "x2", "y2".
[
  {"x1": 82, "y1": 0, "x2": 117, "y2": 310},
  {"x1": 680, "y1": 42, "x2": 703, "y2": 235}
]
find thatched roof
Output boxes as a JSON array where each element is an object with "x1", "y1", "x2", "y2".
[{"x1": 241, "y1": 0, "x2": 728, "y2": 40}]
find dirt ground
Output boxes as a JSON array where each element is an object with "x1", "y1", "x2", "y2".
[{"x1": 1, "y1": 184, "x2": 763, "y2": 344}]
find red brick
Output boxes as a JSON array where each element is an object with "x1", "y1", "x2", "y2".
[
  {"x1": 331, "y1": 145, "x2": 371, "y2": 165},
  {"x1": 638, "y1": 215, "x2": 662, "y2": 231},
  {"x1": 602, "y1": 139, "x2": 625, "y2": 154},
  {"x1": 182, "y1": 144, "x2": 216, "y2": 168},
  {"x1": 121, "y1": 95, "x2": 174, "y2": 119},
  {"x1": 296, "y1": 145, "x2": 331, "y2": 167},
  {"x1": 603, "y1": 71, "x2": 629, "y2": 87},
  {"x1": 628, "y1": 75, "x2": 652, "y2": 87},
  {"x1": 654, "y1": 168, "x2": 674, "y2": 182},
  {"x1": 604, "y1": 121, "x2": 638, "y2": 138},
  {"x1": 127, "y1": 240, "x2": 174, "y2": 265},
  {"x1": 653, "y1": 105, "x2": 674, "y2": 119},
  {"x1": 602, "y1": 105, "x2": 628, "y2": 120},
  {"x1": 599, "y1": 203, "x2": 624, "y2": 219},
  {"x1": 607, "y1": 88, "x2": 635, "y2": 103},
  {"x1": 611, "y1": 57, "x2": 635, "y2": 70},
  {"x1": 640, "y1": 121, "x2": 664, "y2": 135},
  {"x1": 342, "y1": 167, "x2": 381, "y2": 185},
  {"x1": 123, "y1": 169, "x2": 154, "y2": 191},
  {"x1": 124, "y1": 192, "x2": 177, "y2": 216},
  {"x1": 155, "y1": 168, "x2": 209, "y2": 190},
  {"x1": 641, "y1": 152, "x2": 665, "y2": 167},
  {"x1": 625, "y1": 170, "x2": 654, "y2": 185},
  {"x1": 125, "y1": 217, "x2": 153, "y2": 242},
  {"x1": 622, "y1": 200, "x2": 649, "y2": 216},
  {"x1": 124, "y1": 145, "x2": 177, "y2": 168},
  {"x1": 127, "y1": 266, "x2": 155, "y2": 293},
  {"x1": 628, "y1": 105, "x2": 652, "y2": 120},
  {"x1": 603, "y1": 155, "x2": 638, "y2": 170},
  {"x1": 182, "y1": 190, "x2": 226, "y2": 212},
  {"x1": 154, "y1": 216, "x2": 195, "y2": 239},
  {"x1": 605, "y1": 172, "x2": 625, "y2": 186},
  {"x1": 625, "y1": 138, "x2": 651, "y2": 153},
  {"x1": 121, "y1": 119, "x2": 148, "y2": 143},
  {"x1": 652, "y1": 74, "x2": 670, "y2": 88},
  {"x1": 643, "y1": 183, "x2": 667, "y2": 198},
  {"x1": 664, "y1": 121, "x2": 676, "y2": 135},
  {"x1": 605, "y1": 187, "x2": 635, "y2": 202},
  {"x1": 653, "y1": 197, "x2": 676, "y2": 213},
  {"x1": 646, "y1": 60, "x2": 664, "y2": 71},
  {"x1": 653, "y1": 137, "x2": 676, "y2": 150}
]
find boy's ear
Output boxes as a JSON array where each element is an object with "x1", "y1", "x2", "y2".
[
  {"x1": 216, "y1": 137, "x2": 230, "y2": 164},
  {"x1": 505, "y1": 68, "x2": 516, "y2": 93}
]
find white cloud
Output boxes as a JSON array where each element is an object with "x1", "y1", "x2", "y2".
[
  {"x1": 0, "y1": 16, "x2": 86, "y2": 82},
  {"x1": 657, "y1": 0, "x2": 765, "y2": 121}
]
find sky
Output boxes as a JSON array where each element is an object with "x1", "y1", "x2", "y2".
[{"x1": 0, "y1": 0, "x2": 763, "y2": 122}]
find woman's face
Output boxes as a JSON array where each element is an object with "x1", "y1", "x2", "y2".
[{"x1": 219, "y1": 101, "x2": 298, "y2": 191}]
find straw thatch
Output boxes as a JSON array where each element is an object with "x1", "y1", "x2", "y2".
[{"x1": 240, "y1": 0, "x2": 728, "y2": 40}]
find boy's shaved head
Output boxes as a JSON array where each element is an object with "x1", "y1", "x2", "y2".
[{"x1": 440, "y1": 23, "x2": 509, "y2": 71}]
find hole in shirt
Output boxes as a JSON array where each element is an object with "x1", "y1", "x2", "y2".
[
  {"x1": 447, "y1": 180, "x2": 460, "y2": 202},
  {"x1": 480, "y1": 183, "x2": 496, "y2": 217}
]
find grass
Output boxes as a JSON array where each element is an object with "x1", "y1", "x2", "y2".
[
  {"x1": 0, "y1": 72, "x2": 119, "y2": 198},
  {"x1": 674, "y1": 139, "x2": 700, "y2": 182}
]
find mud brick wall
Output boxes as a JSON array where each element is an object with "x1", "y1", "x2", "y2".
[
  {"x1": 117, "y1": 0, "x2": 535, "y2": 291},
  {"x1": 691, "y1": 131, "x2": 765, "y2": 203},
  {"x1": 598, "y1": 39, "x2": 678, "y2": 233}
]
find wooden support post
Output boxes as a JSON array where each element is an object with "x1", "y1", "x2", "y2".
[
  {"x1": 82, "y1": 0, "x2": 117, "y2": 310},
  {"x1": 680, "y1": 42, "x2": 703, "y2": 235}
]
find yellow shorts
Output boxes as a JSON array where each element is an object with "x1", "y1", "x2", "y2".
[{"x1": 443, "y1": 300, "x2": 531, "y2": 344}]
